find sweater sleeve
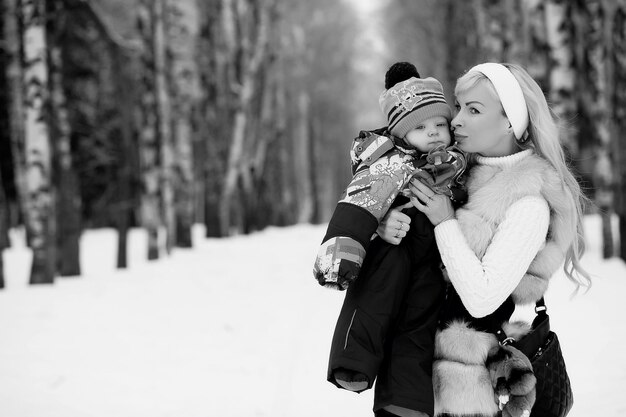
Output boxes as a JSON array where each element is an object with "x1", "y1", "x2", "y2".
[{"x1": 434, "y1": 195, "x2": 550, "y2": 318}]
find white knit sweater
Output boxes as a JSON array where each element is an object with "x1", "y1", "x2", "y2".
[{"x1": 434, "y1": 150, "x2": 550, "y2": 318}]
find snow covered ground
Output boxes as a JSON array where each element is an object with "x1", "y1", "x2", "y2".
[{"x1": 0, "y1": 216, "x2": 625, "y2": 417}]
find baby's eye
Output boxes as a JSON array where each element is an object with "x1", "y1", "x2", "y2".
[
  {"x1": 437, "y1": 123, "x2": 448, "y2": 127},
  {"x1": 416, "y1": 125, "x2": 425, "y2": 130}
]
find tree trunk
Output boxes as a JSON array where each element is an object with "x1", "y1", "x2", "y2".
[
  {"x1": 190, "y1": 103, "x2": 205, "y2": 226},
  {"x1": 218, "y1": 0, "x2": 271, "y2": 235},
  {"x1": 585, "y1": 1, "x2": 615, "y2": 257},
  {"x1": 473, "y1": 0, "x2": 506, "y2": 61},
  {"x1": 294, "y1": 91, "x2": 314, "y2": 224},
  {"x1": 612, "y1": 5, "x2": 626, "y2": 261},
  {"x1": 167, "y1": 0, "x2": 196, "y2": 248},
  {"x1": 546, "y1": 0, "x2": 577, "y2": 137},
  {"x1": 620, "y1": 214, "x2": 626, "y2": 261},
  {"x1": 502, "y1": 0, "x2": 528, "y2": 62},
  {"x1": 138, "y1": 0, "x2": 162, "y2": 260},
  {"x1": 247, "y1": 66, "x2": 275, "y2": 230},
  {"x1": 0, "y1": 166, "x2": 7, "y2": 289},
  {"x1": 3, "y1": 0, "x2": 28, "y2": 240},
  {"x1": 22, "y1": 0, "x2": 55, "y2": 284},
  {"x1": 444, "y1": 0, "x2": 481, "y2": 93},
  {"x1": 218, "y1": 0, "x2": 243, "y2": 236},
  {"x1": 153, "y1": 0, "x2": 175, "y2": 253},
  {"x1": 113, "y1": 51, "x2": 135, "y2": 269},
  {"x1": 524, "y1": 0, "x2": 551, "y2": 85},
  {"x1": 197, "y1": 0, "x2": 227, "y2": 237},
  {"x1": 220, "y1": 108, "x2": 246, "y2": 235},
  {"x1": 48, "y1": 1, "x2": 81, "y2": 276},
  {"x1": 275, "y1": 58, "x2": 293, "y2": 226}
]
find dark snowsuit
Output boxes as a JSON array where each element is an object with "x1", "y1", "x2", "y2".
[
  {"x1": 322, "y1": 128, "x2": 467, "y2": 416},
  {"x1": 327, "y1": 197, "x2": 447, "y2": 416}
]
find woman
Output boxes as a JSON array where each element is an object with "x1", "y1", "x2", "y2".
[{"x1": 377, "y1": 63, "x2": 590, "y2": 417}]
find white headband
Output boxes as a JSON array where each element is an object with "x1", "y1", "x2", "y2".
[{"x1": 469, "y1": 63, "x2": 529, "y2": 140}]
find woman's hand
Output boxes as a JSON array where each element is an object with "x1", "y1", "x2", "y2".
[
  {"x1": 408, "y1": 178, "x2": 456, "y2": 226},
  {"x1": 377, "y1": 202, "x2": 412, "y2": 245}
]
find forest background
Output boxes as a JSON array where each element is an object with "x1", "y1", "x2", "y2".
[{"x1": 1, "y1": 0, "x2": 626, "y2": 286}]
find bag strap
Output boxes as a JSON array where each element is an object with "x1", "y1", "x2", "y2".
[
  {"x1": 494, "y1": 297, "x2": 547, "y2": 347},
  {"x1": 534, "y1": 297, "x2": 547, "y2": 315}
]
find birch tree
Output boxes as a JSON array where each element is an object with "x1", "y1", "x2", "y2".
[
  {"x1": 167, "y1": 0, "x2": 197, "y2": 247},
  {"x1": 22, "y1": 0, "x2": 55, "y2": 284},
  {"x1": 153, "y1": 0, "x2": 175, "y2": 253},
  {"x1": 3, "y1": 0, "x2": 28, "y2": 249},
  {"x1": 137, "y1": 0, "x2": 163, "y2": 260},
  {"x1": 218, "y1": 0, "x2": 273, "y2": 235}
]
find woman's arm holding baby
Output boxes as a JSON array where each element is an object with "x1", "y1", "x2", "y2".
[{"x1": 408, "y1": 179, "x2": 550, "y2": 318}]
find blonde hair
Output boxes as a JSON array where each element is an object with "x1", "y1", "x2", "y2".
[{"x1": 455, "y1": 63, "x2": 592, "y2": 291}]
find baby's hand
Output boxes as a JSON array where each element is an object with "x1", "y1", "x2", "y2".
[{"x1": 377, "y1": 202, "x2": 412, "y2": 244}]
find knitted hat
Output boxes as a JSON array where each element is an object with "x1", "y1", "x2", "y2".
[{"x1": 379, "y1": 77, "x2": 451, "y2": 139}]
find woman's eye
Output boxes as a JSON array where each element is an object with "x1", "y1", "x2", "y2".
[
  {"x1": 469, "y1": 107, "x2": 480, "y2": 114},
  {"x1": 454, "y1": 103, "x2": 461, "y2": 110}
]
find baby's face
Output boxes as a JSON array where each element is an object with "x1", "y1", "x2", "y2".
[{"x1": 404, "y1": 116, "x2": 451, "y2": 152}]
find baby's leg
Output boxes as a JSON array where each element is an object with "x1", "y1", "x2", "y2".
[{"x1": 327, "y1": 238, "x2": 413, "y2": 392}]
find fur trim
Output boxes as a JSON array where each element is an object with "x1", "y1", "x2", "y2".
[
  {"x1": 512, "y1": 273, "x2": 549, "y2": 306},
  {"x1": 432, "y1": 322, "x2": 532, "y2": 416},
  {"x1": 435, "y1": 321, "x2": 498, "y2": 365},
  {"x1": 486, "y1": 345, "x2": 536, "y2": 416},
  {"x1": 513, "y1": 243, "x2": 561, "y2": 304},
  {"x1": 433, "y1": 321, "x2": 500, "y2": 416},
  {"x1": 501, "y1": 321, "x2": 531, "y2": 341},
  {"x1": 433, "y1": 359, "x2": 499, "y2": 416},
  {"x1": 457, "y1": 153, "x2": 575, "y2": 304}
]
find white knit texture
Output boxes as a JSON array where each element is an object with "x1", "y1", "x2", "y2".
[{"x1": 435, "y1": 196, "x2": 550, "y2": 318}]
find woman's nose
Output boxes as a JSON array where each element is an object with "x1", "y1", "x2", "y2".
[{"x1": 451, "y1": 114, "x2": 462, "y2": 128}]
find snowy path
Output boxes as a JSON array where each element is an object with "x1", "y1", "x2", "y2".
[{"x1": 0, "y1": 217, "x2": 625, "y2": 417}]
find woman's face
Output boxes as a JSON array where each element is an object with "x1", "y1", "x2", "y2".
[{"x1": 451, "y1": 81, "x2": 516, "y2": 157}]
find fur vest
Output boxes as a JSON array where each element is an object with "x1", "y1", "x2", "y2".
[{"x1": 433, "y1": 151, "x2": 576, "y2": 417}]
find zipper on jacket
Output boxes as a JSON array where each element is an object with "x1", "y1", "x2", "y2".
[{"x1": 344, "y1": 309, "x2": 357, "y2": 350}]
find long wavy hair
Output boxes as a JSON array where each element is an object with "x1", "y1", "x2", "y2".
[{"x1": 455, "y1": 63, "x2": 592, "y2": 291}]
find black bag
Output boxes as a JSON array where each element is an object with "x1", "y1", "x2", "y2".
[{"x1": 496, "y1": 299, "x2": 573, "y2": 417}]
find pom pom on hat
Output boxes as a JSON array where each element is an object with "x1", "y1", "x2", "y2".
[{"x1": 385, "y1": 62, "x2": 421, "y2": 89}]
